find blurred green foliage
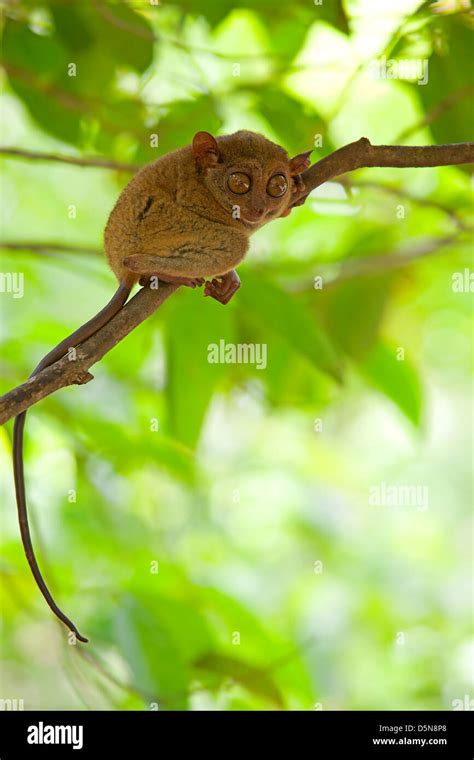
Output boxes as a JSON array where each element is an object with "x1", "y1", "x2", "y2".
[{"x1": 0, "y1": 0, "x2": 472, "y2": 710}]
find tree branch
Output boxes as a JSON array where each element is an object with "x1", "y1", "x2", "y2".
[
  {"x1": 0, "y1": 283, "x2": 178, "y2": 425},
  {"x1": 325, "y1": 233, "x2": 463, "y2": 286},
  {"x1": 295, "y1": 138, "x2": 474, "y2": 202},
  {"x1": 0, "y1": 241, "x2": 102, "y2": 255},
  {"x1": 1, "y1": 137, "x2": 473, "y2": 424}
]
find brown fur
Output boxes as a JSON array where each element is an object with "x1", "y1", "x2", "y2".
[{"x1": 104, "y1": 130, "x2": 308, "y2": 284}]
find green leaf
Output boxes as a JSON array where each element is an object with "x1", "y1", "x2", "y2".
[
  {"x1": 53, "y1": 3, "x2": 154, "y2": 74},
  {"x1": 195, "y1": 653, "x2": 284, "y2": 707},
  {"x1": 2, "y1": 19, "x2": 82, "y2": 144},
  {"x1": 3, "y1": 5, "x2": 154, "y2": 148},
  {"x1": 91, "y1": 3, "x2": 155, "y2": 72},
  {"x1": 238, "y1": 271, "x2": 343, "y2": 381},
  {"x1": 50, "y1": 5, "x2": 95, "y2": 53},
  {"x1": 167, "y1": 0, "x2": 349, "y2": 34},
  {"x1": 165, "y1": 289, "x2": 235, "y2": 447},
  {"x1": 419, "y1": 18, "x2": 474, "y2": 144},
  {"x1": 361, "y1": 341, "x2": 423, "y2": 426},
  {"x1": 136, "y1": 97, "x2": 222, "y2": 162},
  {"x1": 71, "y1": 413, "x2": 197, "y2": 484},
  {"x1": 133, "y1": 592, "x2": 215, "y2": 664},
  {"x1": 114, "y1": 594, "x2": 189, "y2": 708},
  {"x1": 258, "y1": 87, "x2": 326, "y2": 155},
  {"x1": 319, "y1": 275, "x2": 392, "y2": 361}
]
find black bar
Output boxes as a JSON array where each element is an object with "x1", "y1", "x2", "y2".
[{"x1": 0, "y1": 710, "x2": 472, "y2": 757}]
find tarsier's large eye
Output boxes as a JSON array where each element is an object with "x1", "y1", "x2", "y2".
[
  {"x1": 227, "y1": 172, "x2": 251, "y2": 194},
  {"x1": 267, "y1": 174, "x2": 288, "y2": 197}
]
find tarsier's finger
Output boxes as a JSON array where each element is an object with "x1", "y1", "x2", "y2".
[
  {"x1": 204, "y1": 285, "x2": 225, "y2": 301},
  {"x1": 204, "y1": 279, "x2": 224, "y2": 297}
]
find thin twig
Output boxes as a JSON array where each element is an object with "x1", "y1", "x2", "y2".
[
  {"x1": 325, "y1": 233, "x2": 463, "y2": 286},
  {"x1": 395, "y1": 84, "x2": 474, "y2": 143},
  {"x1": 0, "y1": 241, "x2": 103, "y2": 254},
  {"x1": 76, "y1": 648, "x2": 158, "y2": 705},
  {"x1": 0, "y1": 147, "x2": 139, "y2": 172},
  {"x1": 92, "y1": 0, "x2": 155, "y2": 41},
  {"x1": 339, "y1": 178, "x2": 470, "y2": 230}
]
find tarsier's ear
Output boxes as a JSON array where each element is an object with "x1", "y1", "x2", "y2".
[
  {"x1": 192, "y1": 131, "x2": 220, "y2": 169},
  {"x1": 289, "y1": 149, "x2": 312, "y2": 175}
]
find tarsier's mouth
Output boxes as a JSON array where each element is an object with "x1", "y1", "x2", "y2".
[
  {"x1": 243, "y1": 218, "x2": 263, "y2": 226},
  {"x1": 241, "y1": 211, "x2": 270, "y2": 226}
]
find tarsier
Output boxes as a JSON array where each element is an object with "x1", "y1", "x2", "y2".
[{"x1": 13, "y1": 130, "x2": 312, "y2": 642}]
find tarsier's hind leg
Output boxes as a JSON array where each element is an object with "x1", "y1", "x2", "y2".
[
  {"x1": 124, "y1": 252, "x2": 207, "y2": 288},
  {"x1": 126, "y1": 254, "x2": 241, "y2": 304},
  {"x1": 123, "y1": 230, "x2": 248, "y2": 281},
  {"x1": 123, "y1": 232, "x2": 247, "y2": 304},
  {"x1": 124, "y1": 250, "x2": 215, "y2": 279}
]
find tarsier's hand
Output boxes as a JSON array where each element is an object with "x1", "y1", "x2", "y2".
[
  {"x1": 204, "y1": 270, "x2": 241, "y2": 305},
  {"x1": 280, "y1": 174, "x2": 307, "y2": 217},
  {"x1": 293, "y1": 174, "x2": 306, "y2": 194}
]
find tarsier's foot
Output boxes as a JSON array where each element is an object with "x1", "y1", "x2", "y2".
[
  {"x1": 139, "y1": 274, "x2": 205, "y2": 288},
  {"x1": 204, "y1": 270, "x2": 240, "y2": 305}
]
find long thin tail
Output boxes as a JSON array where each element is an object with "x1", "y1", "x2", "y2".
[{"x1": 13, "y1": 279, "x2": 133, "y2": 643}]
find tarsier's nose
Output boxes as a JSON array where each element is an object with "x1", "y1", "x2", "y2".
[{"x1": 247, "y1": 208, "x2": 265, "y2": 222}]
